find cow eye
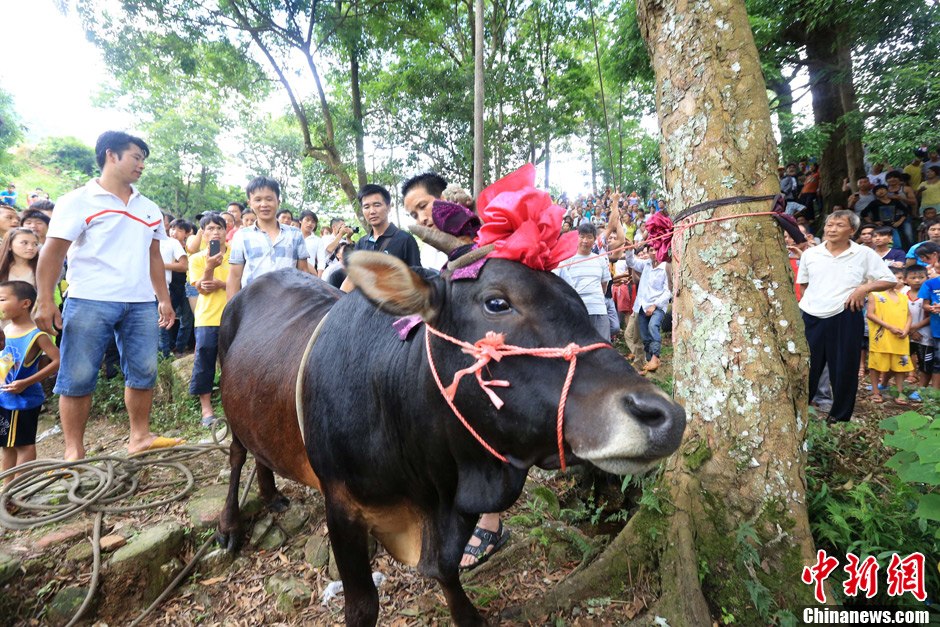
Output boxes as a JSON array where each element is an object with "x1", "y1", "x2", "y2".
[{"x1": 484, "y1": 297, "x2": 512, "y2": 314}]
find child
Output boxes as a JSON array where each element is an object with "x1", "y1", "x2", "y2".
[
  {"x1": 867, "y1": 280, "x2": 913, "y2": 404},
  {"x1": 919, "y1": 258, "x2": 940, "y2": 389},
  {"x1": 905, "y1": 266, "x2": 933, "y2": 398},
  {"x1": 0, "y1": 281, "x2": 60, "y2": 485},
  {"x1": 188, "y1": 214, "x2": 231, "y2": 427}
]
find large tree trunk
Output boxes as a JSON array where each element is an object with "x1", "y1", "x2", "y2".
[
  {"x1": 837, "y1": 40, "x2": 867, "y2": 183},
  {"x1": 472, "y1": 0, "x2": 485, "y2": 196},
  {"x1": 768, "y1": 76, "x2": 795, "y2": 164},
  {"x1": 805, "y1": 24, "x2": 852, "y2": 211},
  {"x1": 350, "y1": 44, "x2": 368, "y2": 190},
  {"x1": 523, "y1": 1, "x2": 817, "y2": 624}
]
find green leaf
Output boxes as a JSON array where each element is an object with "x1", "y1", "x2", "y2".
[
  {"x1": 879, "y1": 415, "x2": 900, "y2": 431},
  {"x1": 915, "y1": 440, "x2": 940, "y2": 464},
  {"x1": 896, "y1": 412, "x2": 930, "y2": 431},
  {"x1": 885, "y1": 450, "x2": 918, "y2": 471},
  {"x1": 884, "y1": 430, "x2": 920, "y2": 451},
  {"x1": 897, "y1": 463, "x2": 940, "y2": 485},
  {"x1": 915, "y1": 493, "x2": 940, "y2": 522}
]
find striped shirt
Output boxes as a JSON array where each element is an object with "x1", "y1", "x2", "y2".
[{"x1": 228, "y1": 223, "x2": 308, "y2": 288}]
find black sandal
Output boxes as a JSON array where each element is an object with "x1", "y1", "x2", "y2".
[{"x1": 459, "y1": 521, "x2": 510, "y2": 571}]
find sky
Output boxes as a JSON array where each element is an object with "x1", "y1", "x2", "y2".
[
  {"x1": 2, "y1": 1, "x2": 607, "y2": 199},
  {"x1": 2, "y1": 2, "x2": 135, "y2": 144}
]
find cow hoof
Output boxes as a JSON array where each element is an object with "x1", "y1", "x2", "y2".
[
  {"x1": 216, "y1": 530, "x2": 242, "y2": 553},
  {"x1": 266, "y1": 494, "x2": 290, "y2": 513}
]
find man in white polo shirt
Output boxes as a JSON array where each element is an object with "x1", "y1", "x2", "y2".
[
  {"x1": 34, "y1": 131, "x2": 179, "y2": 460},
  {"x1": 797, "y1": 209, "x2": 896, "y2": 423}
]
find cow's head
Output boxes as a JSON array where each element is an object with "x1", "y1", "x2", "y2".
[{"x1": 347, "y1": 252, "x2": 686, "y2": 476}]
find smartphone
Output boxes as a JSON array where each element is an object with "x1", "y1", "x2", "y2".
[{"x1": 209, "y1": 240, "x2": 221, "y2": 256}]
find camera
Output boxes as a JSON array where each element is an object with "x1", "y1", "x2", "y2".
[{"x1": 351, "y1": 226, "x2": 360, "y2": 234}]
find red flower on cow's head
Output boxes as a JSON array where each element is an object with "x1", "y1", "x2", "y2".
[{"x1": 475, "y1": 164, "x2": 577, "y2": 271}]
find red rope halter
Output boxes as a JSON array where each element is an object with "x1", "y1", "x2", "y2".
[{"x1": 424, "y1": 323, "x2": 610, "y2": 471}]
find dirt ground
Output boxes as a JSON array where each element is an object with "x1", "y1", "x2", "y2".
[{"x1": 0, "y1": 343, "x2": 912, "y2": 626}]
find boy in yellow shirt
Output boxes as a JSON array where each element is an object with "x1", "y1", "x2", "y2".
[
  {"x1": 187, "y1": 214, "x2": 231, "y2": 427},
  {"x1": 867, "y1": 279, "x2": 913, "y2": 404}
]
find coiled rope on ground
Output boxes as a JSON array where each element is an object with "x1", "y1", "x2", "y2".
[{"x1": 0, "y1": 419, "x2": 253, "y2": 627}]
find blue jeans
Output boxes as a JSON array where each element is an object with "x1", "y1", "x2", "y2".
[
  {"x1": 637, "y1": 307, "x2": 665, "y2": 359},
  {"x1": 159, "y1": 289, "x2": 193, "y2": 356},
  {"x1": 54, "y1": 298, "x2": 159, "y2": 396},
  {"x1": 189, "y1": 326, "x2": 219, "y2": 396}
]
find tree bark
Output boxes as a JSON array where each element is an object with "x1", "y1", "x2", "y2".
[
  {"x1": 350, "y1": 43, "x2": 368, "y2": 190},
  {"x1": 768, "y1": 76, "x2": 795, "y2": 164},
  {"x1": 837, "y1": 40, "x2": 866, "y2": 183},
  {"x1": 805, "y1": 24, "x2": 851, "y2": 211},
  {"x1": 473, "y1": 0, "x2": 485, "y2": 196},
  {"x1": 523, "y1": 1, "x2": 817, "y2": 623}
]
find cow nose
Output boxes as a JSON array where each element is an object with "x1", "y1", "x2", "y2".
[{"x1": 622, "y1": 391, "x2": 686, "y2": 455}]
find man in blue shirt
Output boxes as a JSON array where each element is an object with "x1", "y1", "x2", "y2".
[{"x1": 0, "y1": 184, "x2": 16, "y2": 207}]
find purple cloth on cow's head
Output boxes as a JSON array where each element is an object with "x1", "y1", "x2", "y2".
[
  {"x1": 393, "y1": 314, "x2": 424, "y2": 340},
  {"x1": 451, "y1": 257, "x2": 487, "y2": 281},
  {"x1": 433, "y1": 199, "x2": 481, "y2": 239}
]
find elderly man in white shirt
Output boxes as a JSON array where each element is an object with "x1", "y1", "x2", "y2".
[{"x1": 797, "y1": 210, "x2": 897, "y2": 423}]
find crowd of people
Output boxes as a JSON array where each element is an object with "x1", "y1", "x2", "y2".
[{"x1": 3, "y1": 128, "x2": 939, "y2": 570}]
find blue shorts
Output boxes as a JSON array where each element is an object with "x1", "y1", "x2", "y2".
[{"x1": 54, "y1": 298, "x2": 159, "y2": 396}]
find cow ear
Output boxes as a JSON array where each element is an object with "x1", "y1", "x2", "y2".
[{"x1": 346, "y1": 251, "x2": 442, "y2": 320}]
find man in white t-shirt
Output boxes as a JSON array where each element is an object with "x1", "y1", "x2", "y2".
[
  {"x1": 159, "y1": 221, "x2": 189, "y2": 357},
  {"x1": 797, "y1": 210, "x2": 896, "y2": 423},
  {"x1": 34, "y1": 131, "x2": 179, "y2": 460},
  {"x1": 555, "y1": 222, "x2": 612, "y2": 341},
  {"x1": 299, "y1": 210, "x2": 322, "y2": 276}
]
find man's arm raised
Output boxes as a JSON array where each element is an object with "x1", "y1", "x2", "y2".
[{"x1": 34, "y1": 237, "x2": 70, "y2": 335}]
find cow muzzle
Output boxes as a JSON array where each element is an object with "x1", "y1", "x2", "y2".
[{"x1": 568, "y1": 388, "x2": 686, "y2": 475}]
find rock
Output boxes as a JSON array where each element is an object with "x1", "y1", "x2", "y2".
[
  {"x1": 99, "y1": 534, "x2": 126, "y2": 552},
  {"x1": 200, "y1": 547, "x2": 234, "y2": 574},
  {"x1": 249, "y1": 514, "x2": 274, "y2": 546},
  {"x1": 64, "y1": 541, "x2": 93, "y2": 563},
  {"x1": 328, "y1": 547, "x2": 340, "y2": 581},
  {"x1": 258, "y1": 526, "x2": 287, "y2": 551},
  {"x1": 278, "y1": 506, "x2": 310, "y2": 535},
  {"x1": 185, "y1": 483, "x2": 230, "y2": 529},
  {"x1": 99, "y1": 522, "x2": 187, "y2": 622},
  {"x1": 547, "y1": 542, "x2": 573, "y2": 569},
  {"x1": 109, "y1": 522, "x2": 186, "y2": 570},
  {"x1": 36, "y1": 522, "x2": 91, "y2": 550},
  {"x1": 240, "y1": 491, "x2": 263, "y2": 518},
  {"x1": 303, "y1": 534, "x2": 330, "y2": 569},
  {"x1": 264, "y1": 575, "x2": 311, "y2": 614},
  {"x1": 45, "y1": 587, "x2": 92, "y2": 627},
  {"x1": 170, "y1": 354, "x2": 196, "y2": 390},
  {"x1": 0, "y1": 550, "x2": 21, "y2": 585}
]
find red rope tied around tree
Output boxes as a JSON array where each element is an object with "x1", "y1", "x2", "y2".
[{"x1": 424, "y1": 323, "x2": 611, "y2": 471}]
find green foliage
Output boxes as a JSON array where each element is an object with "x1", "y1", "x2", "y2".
[
  {"x1": 880, "y1": 411, "x2": 940, "y2": 524},
  {"x1": 0, "y1": 87, "x2": 24, "y2": 183},
  {"x1": 806, "y1": 414, "x2": 940, "y2": 605},
  {"x1": 33, "y1": 136, "x2": 97, "y2": 188}
]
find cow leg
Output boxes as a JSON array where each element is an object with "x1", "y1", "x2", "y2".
[
  {"x1": 433, "y1": 515, "x2": 487, "y2": 626},
  {"x1": 218, "y1": 433, "x2": 248, "y2": 552},
  {"x1": 256, "y1": 462, "x2": 290, "y2": 513},
  {"x1": 325, "y1": 502, "x2": 379, "y2": 627},
  {"x1": 437, "y1": 571, "x2": 486, "y2": 627}
]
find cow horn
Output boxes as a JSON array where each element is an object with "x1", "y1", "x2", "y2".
[
  {"x1": 408, "y1": 224, "x2": 466, "y2": 254},
  {"x1": 447, "y1": 244, "x2": 495, "y2": 271}
]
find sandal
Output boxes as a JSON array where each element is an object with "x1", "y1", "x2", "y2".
[
  {"x1": 459, "y1": 521, "x2": 509, "y2": 571},
  {"x1": 895, "y1": 395, "x2": 910, "y2": 406},
  {"x1": 870, "y1": 394, "x2": 884, "y2": 403}
]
